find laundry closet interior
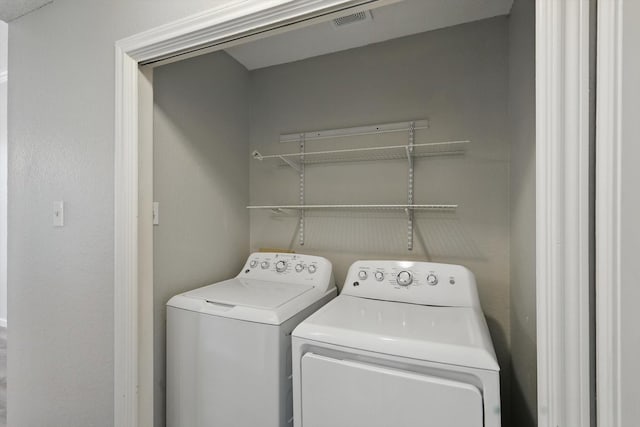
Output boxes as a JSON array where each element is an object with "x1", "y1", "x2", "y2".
[{"x1": 149, "y1": 0, "x2": 535, "y2": 426}]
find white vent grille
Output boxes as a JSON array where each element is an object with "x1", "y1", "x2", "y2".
[{"x1": 332, "y1": 11, "x2": 372, "y2": 27}]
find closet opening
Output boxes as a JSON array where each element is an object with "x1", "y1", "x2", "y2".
[{"x1": 113, "y1": 0, "x2": 592, "y2": 426}]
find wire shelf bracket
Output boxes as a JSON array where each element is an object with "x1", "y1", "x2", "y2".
[
  {"x1": 407, "y1": 121, "x2": 415, "y2": 250},
  {"x1": 298, "y1": 135, "x2": 305, "y2": 246}
]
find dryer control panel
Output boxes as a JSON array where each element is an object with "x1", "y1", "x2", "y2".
[
  {"x1": 341, "y1": 260, "x2": 481, "y2": 308},
  {"x1": 239, "y1": 252, "x2": 334, "y2": 290}
]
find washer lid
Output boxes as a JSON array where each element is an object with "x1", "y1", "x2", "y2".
[
  {"x1": 183, "y1": 278, "x2": 314, "y2": 309},
  {"x1": 292, "y1": 295, "x2": 499, "y2": 371}
]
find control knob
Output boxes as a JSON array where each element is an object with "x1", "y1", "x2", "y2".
[
  {"x1": 308, "y1": 265, "x2": 317, "y2": 274},
  {"x1": 275, "y1": 260, "x2": 287, "y2": 273},
  {"x1": 358, "y1": 270, "x2": 368, "y2": 280},
  {"x1": 426, "y1": 273, "x2": 439, "y2": 286},
  {"x1": 249, "y1": 260, "x2": 258, "y2": 268},
  {"x1": 295, "y1": 263, "x2": 304, "y2": 273},
  {"x1": 396, "y1": 270, "x2": 413, "y2": 286},
  {"x1": 374, "y1": 271, "x2": 384, "y2": 281},
  {"x1": 261, "y1": 261, "x2": 269, "y2": 269}
]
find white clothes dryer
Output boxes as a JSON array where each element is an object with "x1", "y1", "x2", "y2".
[
  {"x1": 166, "y1": 252, "x2": 336, "y2": 427},
  {"x1": 292, "y1": 260, "x2": 501, "y2": 427}
]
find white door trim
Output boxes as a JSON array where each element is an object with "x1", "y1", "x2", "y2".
[
  {"x1": 595, "y1": 0, "x2": 623, "y2": 426},
  {"x1": 114, "y1": 1, "x2": 593, "y2": 426},
  {"x1": 0, "y1": 21, "x2": 7, "y2": 329},
  {"x1": 535, "y1": 0, "x2": 592, "y2": 426}
]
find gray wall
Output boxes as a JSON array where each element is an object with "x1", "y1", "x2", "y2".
[
  {"x1": 507, "y1": 0, "x2": 537, "y2": 426},
  {"x1": 7, "y1": 1, "x2": 243, "y2": 425},
  {"x1": 248, "y1": 17, "x2": 512, "y2": 424},
  {"x1": 153, "y1": 51, "x2": 250, "y2": 427}
]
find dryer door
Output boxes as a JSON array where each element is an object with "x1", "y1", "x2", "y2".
[{"x1": 301, "y1": 353, "x2": 483, "y2": 427}]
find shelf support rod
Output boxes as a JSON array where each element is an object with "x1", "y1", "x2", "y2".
[
  {"x1": 278, "y1": 155, "x2": 301, "y2": 172},
  {"x1": 299, "y1": 134, "x2": 305, "y2": 246},
  {"x1": 407, "y1": 121, "x2": 415, "y2": 251}
]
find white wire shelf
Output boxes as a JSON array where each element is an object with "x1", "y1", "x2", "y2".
[
  {"x1": 252, "y1": 140, "x2": 469, "y2": 170},
  {"x1": 253, "y1": 119, "x2": 463, "y2": 250},
  {"x1": 247, "y1": 204, "x2": 458, "y2": 211}
]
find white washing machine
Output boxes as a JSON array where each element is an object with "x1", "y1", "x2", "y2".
[
  {"x1": 292, "y1": 260, "x2": 501, "y2": 427},
  {"x1": 166, "y1": 252, "x2": 336, "y2": 427}
]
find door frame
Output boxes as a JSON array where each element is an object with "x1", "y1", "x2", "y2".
[
  {"x1": 114, "y1": 1, "x2": 593, "y2": 426},
  {"x1": 535, "y1": 1, "x2": 592, "y2": 426},
  {"x1": 595, "y1": 0, "x2": 624, "y2": 426},
  {"x1": 0, "y1": 21, "x2": 7, "y2": 329}
]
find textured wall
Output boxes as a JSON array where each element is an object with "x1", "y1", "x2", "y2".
[
  {"x1": 7, "y1": 1, "x2": 242, "y2": 426},
  {"x1": 153, "y1": 50, "x2": 250, "y2": 427},
  {"x1": 507, "y1": 0, "x2": 537, "y2": 426},
  {"x1": 248, "y1": 17, "x2": 512, "y2": 424}
]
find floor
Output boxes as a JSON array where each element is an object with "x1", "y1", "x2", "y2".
[{"x1": 0, "y1": 327, "x2": 6, "y2": 427}]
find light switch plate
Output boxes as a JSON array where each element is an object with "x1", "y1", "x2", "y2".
[{"x1": 53, "y1": 201, "x2": 64, "y2": 227}]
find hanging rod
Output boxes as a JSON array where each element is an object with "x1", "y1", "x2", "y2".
[
  {"x1": 252, "y1": 140, "x2": 469, "y2": 165},
  {"x1": 279, "y1": 119, "x2": 430, "y2": 143},
  {"x1": 247, "y1": 204, "x2": 458, "y2": 210}
]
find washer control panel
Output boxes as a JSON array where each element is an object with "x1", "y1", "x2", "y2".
[
  {"x1": 342, "y1": 260, "x2": 481, "y2": 308},
  {"x1": 239, "y1": 252, "x2": 333, "y2": 288}
]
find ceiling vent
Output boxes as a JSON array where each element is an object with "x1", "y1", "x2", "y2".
[{"x1": 332, "y1": 10, "x2": 373, "y2": 28}]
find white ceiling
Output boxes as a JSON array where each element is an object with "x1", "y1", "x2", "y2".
[
  {"x1": 0, "y1": 0, "x2": 52, "y2": 22},
  {"x1": 226, "y1": 0, "x2": 513, "y2": 70}
]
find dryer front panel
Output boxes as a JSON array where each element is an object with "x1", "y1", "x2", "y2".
[{"x1": 300, "y1": 353, "x2": 483, "y2": 427}]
